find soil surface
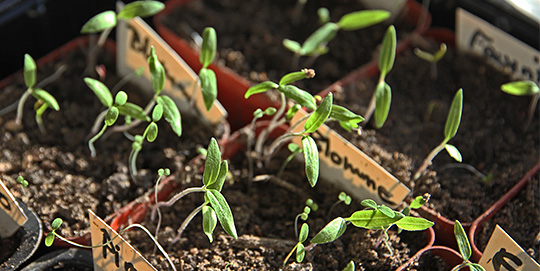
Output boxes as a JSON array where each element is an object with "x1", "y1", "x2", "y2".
[
  {"x1": 160, "y1": 0, "x2": 417, "y2": 94},
  {"x1": 0, "y1": 42, "x2": 224, "y2": 241}
]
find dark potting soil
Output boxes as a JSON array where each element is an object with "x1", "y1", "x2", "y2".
[
  {"x1": 0, "y1": 42, "x2": 224, "y2": 239},
  {"x1": 404, "y1": 251, "x2": 449, "y2": 271},
  {"x1": 333, "y1": 37, "x2": 539, "y2": 248},
  {"x1": 123, "y1": 139, "x2": 431, "y2": 270},
  {"x1": 0, "y1": 229, "x2": 22, "y2": 267},
  {"x1": 160, "y1": 0, "x2": 416, "y2": 94}
]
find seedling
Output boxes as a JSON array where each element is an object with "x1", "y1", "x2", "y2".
[
  {"x1": 327, "y1": 191, "x2": 352, "y2": 220},
  {"x1": 245, "y1": 69, "x2": 364, "y2": 187},
  {"x1": 44, "y1": 217, "x2": 177, "y2": 271},
  {"x1": 451, "y1": 221, "x2": 486, "y2": 271},
  {"x1": 283, "y1": 9, "x2": 390, "y2": 68},
  {"x1": 413, "y1": 88, "x2": 464, "y2": 180},
  {"x1": 194, "y1": 27, "x2": 219, "y2": 111},
  {"x1": 500, "y1": 80, "x2": 539, "y2": 130},
  {"x1": 414, "y1": 43, "x2": 447, "y2": 79},
  {"x1": 151, "y1": 138, "x2": 237, "y2": 244},
  {"x1": 15, "y1": 175, "x2": 29, "y2": 198},
  {"x1": 1, "y1": 54, "x2": 60, "y2": 133},
  {"x1": 363, "y1": 25, "x2": 396, "y2": 129},
  {"x1": 283, "y1": 199, "x2": 318, "y2": 266}
]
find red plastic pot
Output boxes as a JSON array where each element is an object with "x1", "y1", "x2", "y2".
[{"x1": 468, "y1": 162, "x2": 540, "y2": 262}]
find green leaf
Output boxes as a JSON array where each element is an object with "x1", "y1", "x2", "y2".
[
  {"x1": 304, "y1": 93, "x2": 332, "y2": 133},
  {"x1": 114, "y1": 91, "x2": 128, "y2": 106},
  {"x1": 374, "y1": 81, "x2": 391, "y2": 128},
  {"x1": 445, "y1": 144, "x2": 462, "y2": 162},
  {"x1": 84, "y1": 77, "x2": 113, "y2": 108},
  {"x1": 207, "y1": 160, "x2": 228, "y2": 192},
  {"x1": 379, "y1": 25, "x2": 397, "y2": 77},
  {"x1": 301, "y1": 22, "x2": 339, "y2": 55},
  {"x1": 23, "y1": 54, "x2": 36, "y2": 88},
  {"x1": 361, "y1": 199, "x2": 378, "y2": 209},
  {"x1": 346, "y1": 209, "x2": 404, "y2": 228},
  {"x1": 156, "y1": 95, "x2": 182, "y2": 137},
  {"x1": 203, "y1": 138, "x2": 221, "y2": 187},
  {"x1": 444, "y1": 88, "x2": 463, "y2": 141},
  {"x1": 288, "y1": 143, "x2": 301, "y2": 153},
  {"x1": 205, "y1": 189, "x2": 237, "y2": 239},
  {"x1": 117, "y1": 102, "x2": 150, "y2": 121},
  {"x1": 342, "y1": 261, "x2": 355, "y2": 271},
  {"x1": 299, "y1": 223, "x2": 309, "y2": 243},
  {"x1": 80, "y1": 11, "x2": 117, "y2": 34},
  {"x1": 32, "y1": 89, "x2": 59, "y2": 111},
  {"x1": 296, "y1": 243, "x2": 305, "y2": 263},
  {"x1": 409, "y1": 195, "x2": 427, "y2": 209},
  {"x1": 468, "y1": 263, "x2": 487, "y2": 271},
  {"x1": 117, "y1": 1, "x2": 165, "y2": 19},
  {"x1": 317, "y1": 7, "x2": 330, "y2": 24},
  {"x1": 148, "y1": 47, "x2": 165, "y2": 95},
  {"x1": 286, "y1": 104, "x2": 302, "y2": 120},
  {"x1": 253, "y1": 109, "x2": 264, "y2": 119},
  {"x1": 264, "y1": 107, "x2": 277, "y2": 115},
  {"x1": 145, "y1": 122, "x2": 158, "y2": 142},
  {"x1": 395, "y1": 217, "x2": 434, "y2": 231},
  {"x1": 454, "y1": 220, "x2": 471, "y2": 261},
  {"x1": 105, "y1": 107, "x2": 119, "y2": 126},
  {"x1": 337, "y1": 10, "x2": 390, "y2": 31},
  {"x1": 283, "y1": 39, "x2": 301, "y2": 54},
  {"x1": 202, "y1": 205, "x2": 217, "y2": 243},
  {"x1": 45, "y1": 233, "x2": 55, "y2": 247},
  {"x1": 199, "y1": 68, "x2": 218, "y2": 111},
  {"x1": 330, "y1": 105, "x2": 364, "y2": 125},
  {"x1": 200, "y1": 27, "x2": 217, "y2": 68},
  {"x1": 279, "y1": 70, "x2": 312, "y2": 86},
  {"x1": 152, "y1": 104, "x2": 163, "y2": 122},
  {"x1": 279, "y1": 85, "x2": 316, "y2": 110},
  {"x1": 51, "y1": 218, "x2": 63, "y2": 230},
  {"x1": 311, "y1": 217, "x2": 347, "y2": 244},
  {"x1": 501, "y1": 80, "x2": 539, "y2": 96},
  {"x1": 433, "y1": 43, "x2": 448, "y2": 62},
  {"x1": 302, "y1": 136, "x2": 319, "y2": 187},
  {"x1": 245, "y1": 81, "x2": 279, "y2": 98},
  {"x1": 378, "y1": 205, "x2": 396, "y2": 218}
]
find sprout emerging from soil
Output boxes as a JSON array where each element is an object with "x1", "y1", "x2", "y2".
[
  {"x1": 414, "y1": 43, "x2": 447, "y2": 79},
  {"x1": 283, "y1": 199, "x2": 318, "y2": 266},
  {"x1": 452, "y1": 220, "x2": 486, "y2": 271},
  {"x1": 500, "y1": 80, "x2": 539, "y2": 131}
]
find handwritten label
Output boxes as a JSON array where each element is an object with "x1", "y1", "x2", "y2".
[
  {"x1": 0, "y1": 178, "x2": 28, "y2": 238},
  {"x1": 116, "y1": 7, "x2": 227, "y2": 125},
  {"x1": 479, "y1": 225, "x2": 540, "y2": 271},
  {"x1": 291, "y1": 110, "x2": 409, "y2": 207},
  {"x1": 90, "y1": 210, "x2": 156, "y2": 271},
  {"x1": 456, "y1": 8, "x2": 540, "y2": 84}
]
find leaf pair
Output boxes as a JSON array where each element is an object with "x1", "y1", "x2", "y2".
[
  {"x1": 374, "y1": 25, "x2": 396, "y2": 128},
  {"x1": 22, "y1": 54, "x2": 60, "y2": 124},
  {"x1": 199, "y1": 27, "x2": 218, "y2": 111}
]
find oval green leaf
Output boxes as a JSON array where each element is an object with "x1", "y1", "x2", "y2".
[
  {"x1": 379, "y1": 25, "x2": 396, "y2": 77},
  {"x1": 245, "y1": 81, "x2": 279, "y2": 98},
  {"x1": 330, "y1": 104, "x2": 364, "y2": 125},
  {"x1": 117, "y1": 102, "x2": 150, "y2": 121},
  {"x1": 279, "y1": 85, "x2": 316, "y2": 110},
  {"x1": 302, "y1": 136, "x2": 319, "y2": 187},
  {"x1": 152, "y1": 104, "x2": 163, "y2": 122},
  {"x1": 301, "y1": 22, "x2": 339, "y2": 55},
  {"x1": 337, "y1": 10, "x2": 390, "y2": 31},
  {"x1": 395, "y1": 216, "x2": 434, "y2": 231},
  {"x1": 304, "y1": 92, "x2": 332, "y2": 133},
  {"x1": 205, "y1": 189, "x2": 237, "y2": 239},
  {"x1": 207, "y1": 160, "x2": 228, "y2": 192},
  {"x1": 51, "y1": 218, "x2": 63, "y2": 230},
  {"x1": 296, "y1": 243, "x2": 306, "y2": 263},
  {"x1": 81, "y1": 11, "x2": 117, "y2": 34},
  {"x1": 32, "y1": 89, "x2": 59, "y2": 111},
  {"x1": 105, "y1": 106, "x2": 119, "y2": 126},
  {"x1": 148, "y1": 47, "x2": 165, "y2": 95},
  {"x1": 84, "y1": 77, "x2": 113, "y2": 108},
  {"x1": 346, "y1": 209, "x2": 404, "y2": 228},
  {"x1": 409, "y1": 195, "x2": 427, "y2": 209},
  {"x1": 454, "y1": 220, "x2": 471, "y2": 261},
  {"x1": 145, "y1": 122, "x2": 158, "y2": 142},
  {"x1": 444, "y1": 144, "x2": 462, "y2": 162},
  {"x1": 44, "y1": 233, "x2": 55, "y2": 247},
  {"x1": 299, "y1": 223, "x2": 309, "y2": 243},
  {"x1": 117, "y1": 1, "x2": 164, "y2": 19},
  {"x1": 310, "y1": 217, "x2": 347, "y2": 244},
  {"x1": 23, "y1": 54, "x2": 36, "y2": 88},
  {"x1": 283, "y1": 39, "x2": 301, "y2": 53},
  {"x1": 342, "y1": 261, "x2": 355, "y2": 271},
  {"x1": 444, "y1": 88, "x2": 463, "y2": 140},
  {"x1": 378, "y1": 205, "x2": 396, "y2": 218},
  {"x1": 200, "y1": 27, "x2": 217, "y2": 68},
  {"x1": 361, "y1": 199, "x2": 378, "y2": 209},
  {"x1": 114, "y1": 91, "x2": 128, "y2": 106},
  {"x1": 156, "y1": 95, "x2": 182, "y2": 137},
  {"x1": 501, "y1": 80, "x2": 539, "y2": 96},
  {"x1": 199, "y1": 68, "x2": 218, "y2": 111},
  {"x1": 202, "y1": 205, "x2": 217, "y2": 243},
  {"x1": 203, "y1": 137, "x2": 221, "y2": 187},
  {"x1": 374, "y1": 81, "x2": 391, "y2": 128},
  {"x1": 279, "y1": 70, "x2": 310, "y2": 86}
]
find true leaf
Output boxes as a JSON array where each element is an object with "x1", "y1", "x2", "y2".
[
  {"x1": 117, "y1": 102, "x2": 150, "y2": 121},
  {"x1": 379, "y1": 25, "x2": 397, "y2": 77},
  {"x1": 279, "y1": 85, "x2": 316, "y2": 110},
  {"x1": 337, "y1": 10, "x2": 390, "y2": 31},
  {"x1": 330, "y1": 105, "x2": 364, "y2": 125},
  {"x1": 394, "y1": 216, "x2": 434, "y2": 231},
  {"x1": 454, "y1": 220, "x2": 471, "y2": 261},
  {"x1": 80, "y1": 11, "x2": 117, "y2": 34},
  {"x1": 199, "y1": 68, "x2": 218, "y2": 111},
  {"x1": 286, "y1": 104, "x2": 301, "y2": 120},
  {"x1": 117, "y1": 1, "x2": 165, "y2": 19},
  {"x1": 501, "y1": 80, "x2": 540, "y2": 96},
  {"x1": 207, "y1": 160, "x2": 228, "y2": 192},
  {"x1": 156, "y1": 95, "x2": 182, "y2": 137},
  {"x1": 346, "y1": 209, "x2": 404, "y2": 228},
  {"x1": 311, "y1": 217, "x2": 347, "y2": 244},
  {"x1": 378, "y1": 205, "x2": 396, "y2": 218},
  {"x1": 409, "y1": 195, "x2": 427, "y2": 209},
  {"x1": 302, "y1": 136, "x2": 319, "y2": 187},
  {"x1": 202, "y1": 205, "x2": 217, "y2": 243},
  {"x1": 296, "y1": 243, "x2": 306, "y2": 263},
  {"x1": 205, "y1": 189, "x2": 238, "y2": 239},
  {"x1": 148, "y1": 47, "x2": 165, "y2": 95},
  {"x1": 200, "y1": 27, "x2": 217, "y2": 68},
  {"x1": 203, "y1": 138, "x2": 221, "y2": 186},
  {"x1": 342, "y1": 261, "x2": 355, "y2": 271},
  {"x1": 444, "y1": 88, "x2": 463, "y2": 141},
  {"x1": 283, "y1": 39, "x2": 301, "y2": 54},
  {"x1": 445, "y1": 144, "x2": 462, "y2": 162},
  {"x1": 84, "y1": 77, "x2": 113, "y2": 108},
  {"x1": 105, "y1": 107, "x2": 119, "y2": 126},
  {"x1": 145, "y1": 122, "x2": 158, "y2": 142},
  {"x1": 279, "y1": 70, "x2": 309, "y2": 86},
  {"x1": 301, "y1": 22, "x2": 339, "y2": 55},
  {"x1": 361, "y1": 199, "x2": 378, "y2": 209},
  {"x1": 305, "y1": 93, "x2": 332, "y2": 133},
  {"x1": 299, "y1": 223, "x2": 309, "y2": 243},
  {"x1": 32, "y1": 89, "x2": 59, "y2": 111},
  {"x1": 23, "y1": 54, "x2": 36, "y2": 88},
  {"x1": 374, "y1": 81, "x2": 391, "y2": 128},
  {"x1": 245, "y1": 81, "x2": 278, "y2": 98}
]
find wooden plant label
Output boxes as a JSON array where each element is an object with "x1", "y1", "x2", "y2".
[
  {"x1": 478, "y1": 225, "x2": 540, "y2": 271},
  {"x1": 116, "y1": 7, "x2": 227, "y2": 125},
  {"x1": 0, "y1": 178, "x2": 27, "y2": 238},
  {"x1": 90, "y1": 210, "x2": 156, "y2": 271},
  {"x1": 291, "y1": 109, "x2": 410, "y2": 207},
  {"x1": 456, "y1": 8, "x2": 540, "y2": 84}
]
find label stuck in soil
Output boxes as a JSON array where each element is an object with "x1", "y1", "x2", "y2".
[
  {"x1": 456, "y1": 8, "x2": 540, "y2": 84},
  {"x1": 290, "y1": 109, "x2": 410, "y2": 207},
  {"x1": 90, "y1": 210, "x2": 156, "y2": 271},
  {"x1": 478, "y1": 225, "x2": 540, "y2": 271},
  {"x1": 116, "y1": 8, "x2": 227, "y2": 125},
  {"x1": 0, "y1": 178, "x2": 28, "y2": 238}
]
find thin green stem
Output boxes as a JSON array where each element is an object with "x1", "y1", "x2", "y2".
[
  {"x1": 151, "y1": 186, "x2": 206, "y2": 221},
  {"x1": 277, "y1": 149, "x2": 301, "y2": 178},
  {"x1": 153, "y1": 175, "x2": 166, "y2": 253},
  {"x1": 88, "y1": 123, "x2": 108, "y2": 158},
  {"x1": 413, "y1": 139, "x2": 448, "y2": 180},
  {"x1": 15, "y1": 90, "x2": 32, "y2": 125},
  {"x1": 129, "y1": 147, "x2": 141, "y2": 180},
  {"x1": 90, "y1": 110, "x2": 108, "y2": 135},
  {"x1": 171, "y1": 202, "x2": 205, "y2": 244},
  {"x1": 283, "y1": 243, "x2": 300, "y2": 266},
  {"x1": 35, "y1": 103, "x2": 48, "y2": 134},
  {"x1": 254, "y1": 92, "x2": 287, "y2": 160}
]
